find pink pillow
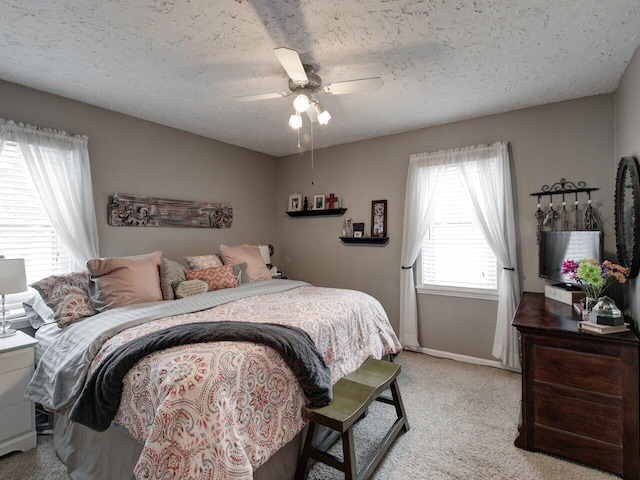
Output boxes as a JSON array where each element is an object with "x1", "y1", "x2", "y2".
[
  {"x1": 185, "y1": 265, "x2": 238, "y2": 291},
  {"x1": 87, "y1": 251, "x2": 163, "y2": 311},
  {"x1": 219, "y1": 244, "x2": 271, "y2": 282}
]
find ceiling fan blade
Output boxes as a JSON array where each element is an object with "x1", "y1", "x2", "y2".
[
  {"x1": 323, "y1": 77, "x2": 383, "y2": 95},
  {"x1": 274, "y1": 47, "x2": 309, "y2": 85},
  {"x1": 233, "y1": 92, "x2": 291, "y2": 102}
]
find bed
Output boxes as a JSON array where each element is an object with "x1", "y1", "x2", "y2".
[{"x1": 27, "y1": 279, "x2": 402, "y2": 480}]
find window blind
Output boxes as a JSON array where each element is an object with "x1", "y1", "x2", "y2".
[
  {"x1": 420, "y1": 164, "x2": 497, "y2": 291},
  {"x1": 0, "y1": 141, "x2": 73, "y2": 316}
]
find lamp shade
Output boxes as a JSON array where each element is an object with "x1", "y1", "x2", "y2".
[
  {"x1": 293, "y1": 94, "x2": 310, "y2": 113},
  {"x1": 0, "y1": 258, "x2": 27, "y2": 295},
  {"x1": 289, "y1": 113, "x2": 302, "y2": 129},
  {"x1": 258, "y1": 245, "x2": 271, "y2": 265},
  {"x1": 317, "y1": 110, "x2": 332, "y2": 125}
]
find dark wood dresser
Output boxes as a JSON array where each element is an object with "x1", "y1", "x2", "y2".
[{"x1": 513, "y1": 292, "x2": 639, "y2": 479}]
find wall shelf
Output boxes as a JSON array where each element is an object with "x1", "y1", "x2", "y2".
[
  {"x1": 339, "y1": 236, "x2": 389, "y2": 245},
  {"x1": 286, "y1": 208, "x2": 347, "y2": 217}
]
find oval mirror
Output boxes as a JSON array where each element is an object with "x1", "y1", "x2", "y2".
[{"x1": 615, "y1": 156, "x2": 640, "y2": 278}]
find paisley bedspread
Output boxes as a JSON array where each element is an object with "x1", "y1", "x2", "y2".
[{"x1": 84, "y1": 285, "x2": 401, "y2": 479}]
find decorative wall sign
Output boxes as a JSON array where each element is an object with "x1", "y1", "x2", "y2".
[{"x1": 108, "y1": 193, "x2": 233, "y2": 228}]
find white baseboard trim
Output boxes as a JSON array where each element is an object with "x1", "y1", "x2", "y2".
[{"x1": 403, "y1": 346, "x2": 518, "y2": 372}]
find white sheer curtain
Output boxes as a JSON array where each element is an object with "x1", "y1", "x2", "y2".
[
  {"x1": 399, "y1": 153, "x2": 448, "y2": 347},
  {"x1": 400, "y1": 142, "x2": 521, "y2": 369},
  {"x1": 0, "y1": 121, "x2": 7, "y2": 158},
  {"x1": 0, "y1": 118, "x2": 99, "y2": 267},
  {"x1": 456, "y1": 142, "x2": 521, "y2": 369}
]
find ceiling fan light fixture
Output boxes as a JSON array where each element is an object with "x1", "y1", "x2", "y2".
[
  {"x1": 313, "y1": 101, "x2": 331, "y2": 125},
  {"x1": 288, "y1": 112, "x2": 302, "y2": 129},
  {"x1": 293, "y1": 94, "x2": 310, "y2": 113},
  {"x1": 317, "y1": 109, "x2": 331, "y2": 126}
]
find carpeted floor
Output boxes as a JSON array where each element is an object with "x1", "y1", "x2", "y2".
[{"x1": 0, "y1": 351, "x2": 618, "y2": 479}]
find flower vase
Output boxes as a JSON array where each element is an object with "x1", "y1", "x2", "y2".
[{"x1": 583, "y1": 297, "x2": 597, "y2": 321}]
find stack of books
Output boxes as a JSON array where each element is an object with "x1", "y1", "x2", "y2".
[{"x1": 578, "y1": 320, "x2": 629, "y2": 335}]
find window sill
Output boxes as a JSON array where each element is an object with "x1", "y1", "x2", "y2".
[{"x1": 416, "y1": 286, "x2": 498, "y2": 301}]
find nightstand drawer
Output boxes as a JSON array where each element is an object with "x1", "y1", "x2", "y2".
[
  {"x1": 0, "y1": 347, "x2": 33, "y2": 374},
  {"x1": 0, "y1": 401, "x2": 33, "y2": 441},
  {"x1": 0, "y1": 366, "x2": 32, "y2": 410}
]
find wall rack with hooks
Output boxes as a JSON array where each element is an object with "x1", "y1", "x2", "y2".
[{"x1": 530, "y1": 178, "x2": 600, "y2": 242}]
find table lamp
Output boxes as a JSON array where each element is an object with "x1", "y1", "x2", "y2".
[{"x1": 0, "y1": 255, "x2": 27, "y2": 337}]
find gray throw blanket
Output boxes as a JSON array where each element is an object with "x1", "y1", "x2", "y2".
[{"x1": 69, "y1": 321, "x2": 332, "y2": 432}]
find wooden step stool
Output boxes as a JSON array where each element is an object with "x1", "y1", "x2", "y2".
[{"x1": 295, "y1": 357, "x2": 409, "y2": 480}]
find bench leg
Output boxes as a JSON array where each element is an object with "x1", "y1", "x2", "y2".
[
  {"x1": 342, "y1": 428, "x2": 357, "y2": 480},
  {"x1": 295, "y1": 422, "x2": 318, "y2": 480},
  {"x1": 390, "y1": 379, "x2": 410, "y2": 432}
]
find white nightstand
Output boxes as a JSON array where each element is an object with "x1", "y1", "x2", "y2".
[{"x1": 0, "y1": 330, "x2": 39, "y2": 457}]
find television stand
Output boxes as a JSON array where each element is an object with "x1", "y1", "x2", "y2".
[{"x1": 513, "y1": 293, "x2": 639, "y2": 478}]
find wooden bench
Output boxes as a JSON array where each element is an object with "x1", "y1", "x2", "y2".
[{"x1": 295, "y1": 357, "x2": 409, "y2": 480}]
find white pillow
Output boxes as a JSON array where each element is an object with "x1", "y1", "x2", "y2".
[{"x1": 23, "y1": 289, "x2": 56, "y2": 329}]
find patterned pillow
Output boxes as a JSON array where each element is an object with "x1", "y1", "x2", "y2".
[
  {"x1": 31, "y1": 272, "x2": 96, "y2": 328},
  {"x1": 184, "y1": 254, "x2": 223, "y2": 270},
  {"x1": 185, "y1": 265, "x2": 238, "y2": 291},
  {"x1": 160, "y1": 257, "x2": 186, "y2": 300},
  {"x1": 171, "y1": 279, "x2": 210, "y2": 299}
]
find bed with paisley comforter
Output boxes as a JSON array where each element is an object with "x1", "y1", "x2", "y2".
[{"x1": 27, "y1": 279, "x2": 401, "y2": 480}]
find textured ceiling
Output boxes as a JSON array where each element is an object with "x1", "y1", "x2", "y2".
[{"x1": 0, "y1": 1, "x2": 639, "y2": 157}]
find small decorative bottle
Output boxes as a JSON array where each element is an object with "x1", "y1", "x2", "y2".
[{"x1": 345, "y1": 218, "x2": 353, "y2": 237}]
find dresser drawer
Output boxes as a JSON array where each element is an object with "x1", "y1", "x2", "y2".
[
  {"x1": 533, "y1": 345, "x2": 622, "y2": 396},
  {"x1": 534, "y1": 390, "x2": 622, "y2": 445},
  {"x1": 534, "y1": 425, "x2": 623, "y2": 474},
  {"x1": 0, "y1": 347, "x2": 33, "y2": 375},
  {"x1": 0, "y1": 366, "x2": 33, "y2": 410},
  {"x1": 0, "y1": 401, "x2": 33, "y2": 441}
]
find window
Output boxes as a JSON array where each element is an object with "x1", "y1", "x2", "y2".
[
  {"x1": 418, "y1": 163, "x2": 498, "y2": 299},
  {"x1": 0, "y1": 141, "x2": 74, "y2": 316}
]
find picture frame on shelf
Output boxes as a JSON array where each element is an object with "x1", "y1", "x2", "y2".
[
  {"x1": 313, "y1": 195, "x2": 325, "y2": 210},
  {"x1": 288, "y1": 193, "x2": 303, "y2": 212},
  {"x1": 371, "y1": 199, "x2": 387, "y2": 237},
  {"x1": 353, "y1": 222, "x2": 365, "y2": 237}
]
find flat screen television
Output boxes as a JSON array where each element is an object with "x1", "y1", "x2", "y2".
[{"x1": 539, "y1": 231, "x2": 603, "y2": 287}]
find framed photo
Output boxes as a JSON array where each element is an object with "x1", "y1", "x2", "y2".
[
  {"x1": 288, "y1": 193, "x2": 303, "y2": 212},
  {"x1": 353, "y1": 222, "x2": 365, "y2": 237},
  {"x1": 371, "y1": 200, "x2": 387, "y2": 237},
  {"x1": 313, "y1": 195, "x2": 325, "y2": 210}
]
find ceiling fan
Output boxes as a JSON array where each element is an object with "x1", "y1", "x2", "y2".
[{"x1": 234, "y1": 47, "x2": 383, "y2": 128}]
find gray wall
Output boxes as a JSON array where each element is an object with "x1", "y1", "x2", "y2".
[
  {"x1": 0, "y1": 80, "x2": 278, "y2": 265},
  {"x1": 277, "y1": 95, "x2": 614, "y2": 361},
  {"x1": 614, "y1": 45, "x2": 640, "y2": 329},
  {"x1": 0, "y1": 77, "x2": 619, "y2": 362}
]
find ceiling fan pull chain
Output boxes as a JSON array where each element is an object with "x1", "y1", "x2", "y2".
[{"x1": 311, "y1": 118, "x2": 314, "y2": 185}]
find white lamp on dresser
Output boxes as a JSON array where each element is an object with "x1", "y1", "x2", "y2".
[
  {"x1": 0, "y1": 255, "x2": 27, "y2": 337},
  {"x1": 0, "y1": 255, "x2": 39, "y2": 457}
]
